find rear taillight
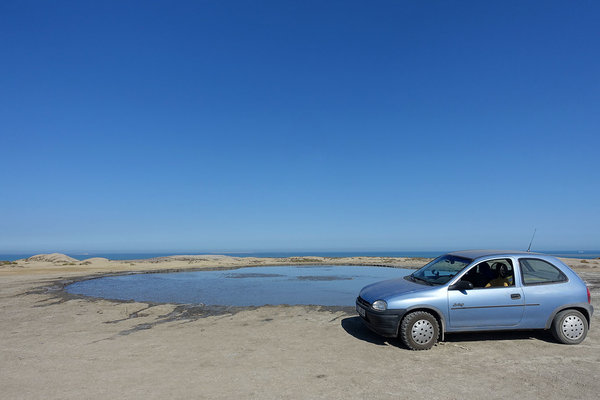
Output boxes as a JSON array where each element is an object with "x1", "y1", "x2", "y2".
[{"x1": 587, "y1": 287, "x2": 591, "y2": 304}]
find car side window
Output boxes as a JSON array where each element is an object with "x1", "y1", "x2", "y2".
[
  {"x1": 519, "y1": 258, "x2": 568, "y2": 285},
  {"x1": 461, "y1": 258, "x2": 514, "y2": 289}
]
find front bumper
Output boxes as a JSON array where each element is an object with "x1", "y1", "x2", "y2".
[{"x1": 356, "y1": 297, "x2": 406, "y2": 337}]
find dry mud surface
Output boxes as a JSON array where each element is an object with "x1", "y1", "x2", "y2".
[{"x1": 1, "y1": 255, "x2": 599, "y2": 399}]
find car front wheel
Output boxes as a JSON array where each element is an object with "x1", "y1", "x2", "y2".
[
  {"x1": 551, "y1": 309, "x2": 588, "y2": 345},
  {"x1": 399, "y1": 311, "x2": 439, "y2": 350}
]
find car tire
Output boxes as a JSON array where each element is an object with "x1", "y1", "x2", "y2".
[
  {"x1": 551, "y1": 309, "x2": 588, "y2": 345},
  {"x1": 399, "y1": 311, "x2": 439, "y2": 350}
]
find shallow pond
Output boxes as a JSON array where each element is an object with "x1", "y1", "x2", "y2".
[{"x1": 66, "y1": 265, "x2": 412, "y2": 306}]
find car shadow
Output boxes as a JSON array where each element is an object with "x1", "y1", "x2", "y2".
[
  {"x1": 340, "y1": 316, "x2": 401, "y2": 346},
  {"x1": 341, "y1": 316, "x2": 557, "y2": 347},
  {"x1": 444, "y1": 329, "x2": 556, "y2": 344}
]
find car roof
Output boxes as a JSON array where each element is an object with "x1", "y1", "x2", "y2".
[{"x1": 446, "y1": 249, "x2": 541, "y2": 260}]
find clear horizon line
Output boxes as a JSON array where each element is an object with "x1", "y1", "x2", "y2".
[{"x1": 2, "y1": 249, "x2": 600, "y2": 255}]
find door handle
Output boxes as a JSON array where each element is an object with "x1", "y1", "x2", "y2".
[{"x1": 511, "y1": 293, "x2": 521, "y2": 300}]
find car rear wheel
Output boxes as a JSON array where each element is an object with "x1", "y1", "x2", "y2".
[
  {"x1": 551, "y1": 309, "x2": 588, "y2": 345},
  {"x1": 399, "y1": 311, "x2": 439, "y2": 350}
]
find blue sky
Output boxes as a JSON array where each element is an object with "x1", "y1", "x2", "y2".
[{"x1": 1, "y1": 1, "x2": 598, "y2": 253}]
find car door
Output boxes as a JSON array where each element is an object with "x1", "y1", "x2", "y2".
[
  {"x1": 518, "y1": 257, "x2": 571, "y2": 328},
  {"x1": 447, "y1": 258, "x2": 525, "y2": 329}
]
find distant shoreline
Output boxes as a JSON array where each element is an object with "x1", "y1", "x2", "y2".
[{"x1": 2, "y1": 250, "x2": 600, "y2": 262}]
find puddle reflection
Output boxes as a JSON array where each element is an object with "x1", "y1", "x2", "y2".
[{"x1": 66, "y1": 265, "x2": 412, "y2": 306}]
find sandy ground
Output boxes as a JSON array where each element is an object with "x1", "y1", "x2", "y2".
[{"x1": 1, "y1": 254, "x2": 599, "y2": 399}]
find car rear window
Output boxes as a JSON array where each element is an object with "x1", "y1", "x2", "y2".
[{"x1": 519, "y1": 258, "x2": 568, "y2": 285}]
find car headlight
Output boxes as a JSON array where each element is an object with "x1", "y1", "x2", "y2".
[{"x1": 372, "y1": 300, "x2": 387, "y2": 311}]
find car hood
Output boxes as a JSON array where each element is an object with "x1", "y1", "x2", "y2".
[{"x1": 359, "y1": 276, "x2": 433, "y2": 303}]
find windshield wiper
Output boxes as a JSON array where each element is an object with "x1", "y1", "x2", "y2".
[
  {"x1": 428, "y1": 273, "x2": 455, "y2": 286},
  {"x1": 411, "y1": 275, "x2": 433, "y2": 286}
]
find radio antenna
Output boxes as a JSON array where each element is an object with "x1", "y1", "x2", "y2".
[{"x1": 527, "y1": 228, "x2": 537, "y2": 252}]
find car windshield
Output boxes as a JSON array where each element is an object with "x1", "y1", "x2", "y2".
[{"x1": 410, "y1": 255, "x2": 472, "y2": 285}]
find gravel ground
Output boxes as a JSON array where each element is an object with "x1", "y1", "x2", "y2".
[{"x1": 1, "y1": 256, "x2": 598, "y2": 399}]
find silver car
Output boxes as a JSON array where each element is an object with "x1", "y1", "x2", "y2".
[{"x1": 356, "y1": 250, "x2": 593, "y2": 350}]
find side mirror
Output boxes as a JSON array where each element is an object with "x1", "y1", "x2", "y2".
[{"x1": 449, "y1": 280, "x2": 473, "y2": 291}]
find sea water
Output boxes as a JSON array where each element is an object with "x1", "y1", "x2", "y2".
[{"x1": 3, "y1": 250, "x2": 600, "y2": 261}]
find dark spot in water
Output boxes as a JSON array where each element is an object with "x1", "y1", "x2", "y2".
[
  {"x1": 316, "y1": 374, "x2": 326, "y2": 379},
  {"x1": 296, "y1": 275, "x2": 353, "y2": 281},
  {"x1": 225, "y1": 273, "x2": 286, "y2": 279},
  {"x1": 262, "y1": 318, "x2": 273, "y2": 322}
]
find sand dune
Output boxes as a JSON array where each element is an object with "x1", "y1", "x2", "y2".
[
  {"x1": 23, "y1": 253, "x2": 79, "y2": 263},
  {"x1": 2, "y1": 252, "x2": 598, "y2": 277},
  {"x1": 80, "y1": 257, "x2": 109, "y2": 263}
]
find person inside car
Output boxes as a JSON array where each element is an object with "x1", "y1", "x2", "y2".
[
  {"x1": 486, "y1": 264, "x2": 511, "y2": 287},
  {"x1": 472, "y1": 262, "x2": 494, "y2": 288}
]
